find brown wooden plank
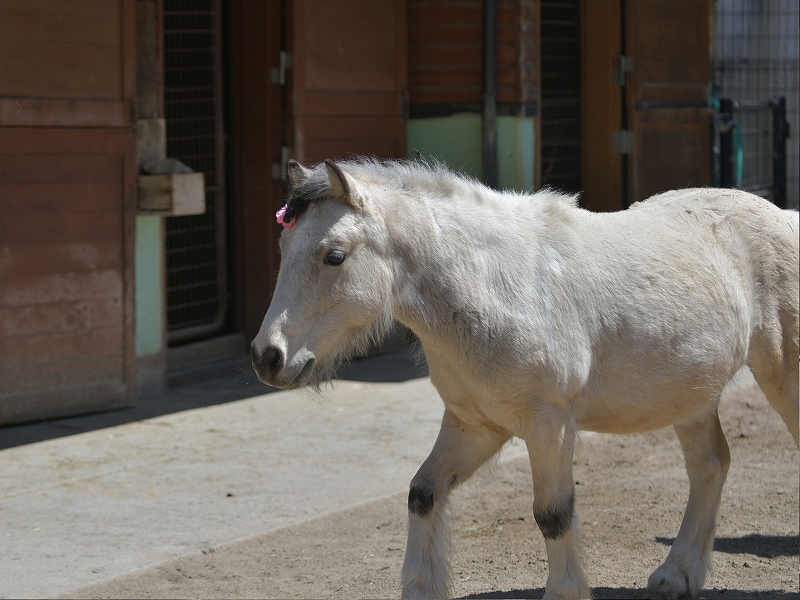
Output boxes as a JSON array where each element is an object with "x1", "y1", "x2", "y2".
[
  {"x1": 292, "y1": 0, "x2": 406, "y2": 163},
  {"x1": 408, "y1": 46, "x2": 483, "y2": 66},
  {"x1": 0, "y1": 352, "x2": 123, "y2": 393},
  {"x1": 297, "y1": 116, "x2": 404, "y2": 164},
  {"x1": 0, "y1": 181, "x2": 122, "y2": 214},
  {"x1": 407, "y1": 89, "x2": 483, "y2": 105},
  {"x1": 300, "y1": 0, "x2": 401, "y2": 94},
  {"x1": 0, "y1": 298, "x2": 122, "y2": 338},
  {"x1": 580, "y1": 0, "x2": 623, "y2": 212},
  {"x1": 0, "y1": 381, "x2": 130, "y2": 425},
  {"x1": 0, "y1": 242, "x2": 122, "y2": 278},
  {"x1": 0, "y1": 2, "x2": 136, "y2": 422},
  {"x1": 407, "y1": 69, "x2": 482, "y2": 86},
  {"x1": 626, "y1": 0, "x2": 708, "y2": 101},
  {"x1": 0, "y1": 154, "x2": 121, "y2": 184},
  {"x1": 0, "y1": 98, "x2": 129, "y2": 128},
  {"x1": 0, "y1": 0, "x2": 121, "y2": 44},
  {"x1": 0, "y1": 127, "x2": 134, "y2": 154},
  {"x1": 0, "y1": 269, "x2": 122, "y2": 307},
  {"x1": 1, "y1": 210, "x2": 122, "y2": 245},
  {"x1": 121, "y1": 0, "x2": 136, "y2": 102},
  {"x1": 635, "y1": 86, "x2": 711, "y2": 104},
  {"x1": 231, "y1": 0, "x2": 284, "y2": 340},
  {"x1": 0, "y1": 41, "x2": 122, "y2": 102},
  {"x1": 632, "y1": 121, "x2": 711, "y2": 200},
  {"x1": 299, "y1": 93, "x2": 404, "y2": 117},
  {"x1": 409, "y1": 26, "x2": 484, "y2": 45},
  {"x1": 0, "y1": 327, "x2": 122, "y2": 365},
  {"x1": 626, "y1": 0, "x2": 710, "y2": 202},
  {"x1": 408, "y1": 4, "x2": 482, "y2": 23},
  {"x1": 0, "y1": 0, "x2": 122, "y2": 100}
]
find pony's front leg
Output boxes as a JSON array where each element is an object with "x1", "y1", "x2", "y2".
[
  {"x1": 647, "y1": 410, "x2": 730, "y2": 599},
  {"x1": 401, "y1": 408, "x2": 509, "y2": 599},
  {"x1": 526, "y1": 411, "x2": 591, "y2": 600}
]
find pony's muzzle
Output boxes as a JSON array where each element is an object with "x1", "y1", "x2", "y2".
[{"x1": 251, "y1": 344, "x2": 285, "y2": 384}]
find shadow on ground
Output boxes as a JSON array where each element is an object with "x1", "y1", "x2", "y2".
[
  {"x1": 461, "y1": 587, "x2": 799, "y2": 599},
  {"x1": 0, "y1": 345, "x2": 426, "y2": 450},
  {"x1": 656, "y1": 534, "x2": 800, "y2": 558}
]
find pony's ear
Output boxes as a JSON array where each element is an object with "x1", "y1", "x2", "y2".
[
  {"x1": 325, "y1": 160, "x2": 364, "y2": 210},
  {"x1": 286, "y1": 159, "x2": 312, "y2": 188}
]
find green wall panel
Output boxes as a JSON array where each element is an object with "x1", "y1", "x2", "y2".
[
  {"x1": 135, "y1": 215, "x2": 164, "y2": 358},
  {"x1": 407, "y1": 113, "x2": 535, "y2": 193}
]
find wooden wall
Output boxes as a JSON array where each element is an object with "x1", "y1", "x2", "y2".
[
  {"x1": 0, "y1": 0, "x2": 136, "y2": 424},
  {"x1": 408, "y1": 0, "x2": 482, "y2": 105},
  {"x1": 408, "y1": 0, "x2": 538, "y2": 108},
  {"x1": 289, "y1": 0, "x2": 407, "y2": 163},
  {"x1": 626, "y1": 0, "x2": 711, "y2": 202}
]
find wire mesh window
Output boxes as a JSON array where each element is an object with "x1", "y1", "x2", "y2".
[
  {"x1": 713, "y1": 0, "x2": 799, "y2": 208},
  {"x1": 540, "y1": 0, "x2": 581, "y2": 194},
  {"x1": 163, "y1": 0, "x2": 227, "y2": 343}
]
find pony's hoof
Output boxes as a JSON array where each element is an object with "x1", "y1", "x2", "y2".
[{"x1": 646, "y1": 565, "x2": 692, "y2": 599}]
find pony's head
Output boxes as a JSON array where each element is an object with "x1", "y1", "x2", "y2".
[{"x1": 251, "y1": 159, "x2": 394, "y2": 389}]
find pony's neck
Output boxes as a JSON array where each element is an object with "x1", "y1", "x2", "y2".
[{"x1": 382, "y1": 186, "x2": 521, "y2": 353}]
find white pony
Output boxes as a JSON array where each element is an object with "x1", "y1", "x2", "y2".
[{"x1": 252, "y1": 158, "x2": 799, "y2": 600}]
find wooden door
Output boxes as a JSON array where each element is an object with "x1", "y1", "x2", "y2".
[
  {"x1": 230, "y1": 0, "x2": 285, "y2": 340},
  {"x1": 0, "y1": 0, "x2": 136, "y2": 424},
  {"x1": 580, "y1": 0, "x2": 623, "y2": 212},
  {"x1": 289, "y1": 0, "x2": 408, "y2": 163},
  {"x1": 626, "y1": 0, "x2": 711, "y2": 202}
]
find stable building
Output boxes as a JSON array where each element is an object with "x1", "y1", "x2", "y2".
[{"x1": 1, "y1": 0, "x2": 791, "y2": 424}]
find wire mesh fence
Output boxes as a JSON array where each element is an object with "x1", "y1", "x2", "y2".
[
  {"x1": 163, "y1": 0, "x2": 227, "y2": 344},
  {"x1": 712, "y1": 0, "x2": 799, "y2": 208},
  {"x1": 540, "y1": 0, "x2": 581, "y2": 194}
]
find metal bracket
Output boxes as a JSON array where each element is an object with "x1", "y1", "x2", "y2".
[
  {"x1": 612, "y1": 55, "x2": 633, "y2": 86},
  {"x1": 270, "y1": 51, "x2": 293, "y2": 85},
  {"x1": 613, "y1": 130, "x2": 635, "y2": 155}
]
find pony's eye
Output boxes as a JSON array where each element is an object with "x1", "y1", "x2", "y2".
[{"x1": 323, "y1": 249, "x2": 346, "y2": 266}]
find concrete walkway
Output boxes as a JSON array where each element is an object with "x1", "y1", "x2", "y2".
[{"x1": 0, "y1": 349, "x2": 526, "y2": 599}]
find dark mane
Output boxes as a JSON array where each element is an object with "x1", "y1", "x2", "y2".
[{"x1": 282, "y1": 158, "x2": 489, "y2": 221}]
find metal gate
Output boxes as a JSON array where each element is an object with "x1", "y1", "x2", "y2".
[
  {"x1": 712, "y1": 0, "x2": 799, "y2": 208},
  {"x1": 540, "y1": 0, "x2": 581, "y2": 194},
  {"x1": 163, "y1": 0, "x2": 227, "y2": 344},
  {"x1": 716, "y1": 96, "x2": 789, "y2": 207}
]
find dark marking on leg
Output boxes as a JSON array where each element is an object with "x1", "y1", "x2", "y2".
[
  {"x1": 408, "y1": 483, "x2": 435, "y2": 516},
  {"x1": 533, "y1": 492, "x2": 574, "y2": 539},
  {"x1": 449, "y1": 473, "x2": 458, "y2": 488}
]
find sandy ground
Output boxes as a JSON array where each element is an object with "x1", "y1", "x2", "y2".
[{"x1": 65, "y1": 377, "x2": 798, "y2": 599}]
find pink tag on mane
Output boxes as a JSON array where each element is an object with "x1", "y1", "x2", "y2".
[{"x1": 276, "y1": 204, "x2": 297, "y2": 229}]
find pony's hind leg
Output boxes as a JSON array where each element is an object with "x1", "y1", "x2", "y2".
[
  {"x1": 401, "y1": 409, "x2": 510, "y2": 599},
  {"x1": 748, "y1": 322, "x2": 800, "y2": 446},
  {"x1": 746, "y1": 261, "x2": 799, "y2": 446},
  {"x1": 647, "y1": 409, "x2": 731, "y2": 599},
  {"x1": 752, "y1": 364, "x2": 799, "y2": 445}
]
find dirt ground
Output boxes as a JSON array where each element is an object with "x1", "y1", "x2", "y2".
[{"x1": 67, "y1": 377, "x2": 798, "y2": 600}]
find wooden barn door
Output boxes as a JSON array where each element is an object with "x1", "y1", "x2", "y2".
[
  {"x1": 289, "y1": 0, "x2": 407, "y2": 163},
  {"x1": 625, "y1": 0, "x2": 711, "y2": 202},
  {"x1": 0, "y1": 0, "x2": 136, "y2": 423}
]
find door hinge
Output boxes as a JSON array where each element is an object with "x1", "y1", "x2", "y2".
[
  {"x1": 271, "y1": 51, "x2": 293, "y2": 85},
  {"x1": 612, "y1": 55, "x2": 633, "y2": 86},
  {"x1": 272, "y1": 146, "x2": 293, "y2": 181},
  {"x1": 613, "y1": 130, "x2": 635, "y2": 155}
]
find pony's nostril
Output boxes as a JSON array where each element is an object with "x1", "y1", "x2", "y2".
[
  {"x1": 265, "y1": 347, "x2": 283, "y2": 375},
  {"x1": 252, "y1": 344, "x2": 285, "y2": 381}
]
